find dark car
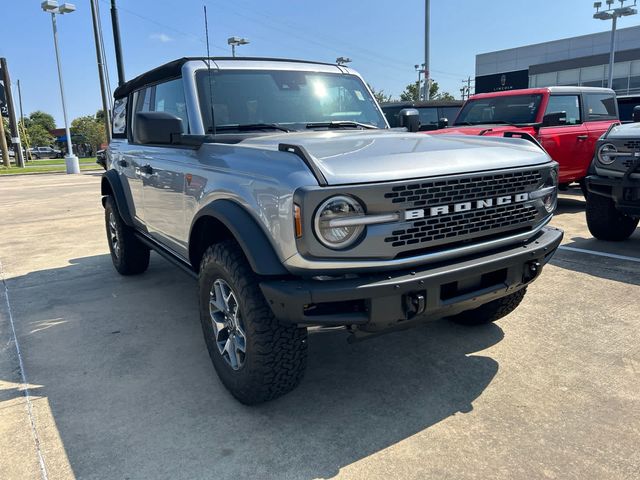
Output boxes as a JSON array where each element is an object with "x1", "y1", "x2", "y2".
[{"x1": 381, "y1": 100, "x2": 463, "y2": 131}]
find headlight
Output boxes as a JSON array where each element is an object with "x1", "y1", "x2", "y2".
[
  {"x1": 313, "y1": 195, "x2": 365, "y2": 249},
  {"x1": 597, "y1": 143, "x2": 617, "y2": 165},
  {"x1": 530, "y1": 168, "x2": 558, "y2": 213}
]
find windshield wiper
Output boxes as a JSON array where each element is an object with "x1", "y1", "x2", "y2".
[
  {"x1": 215, "y1": 123, "x2": 293, "y2": 133},
  {"x1": 305, "y1": 121, "x2": 378, "y2": 130}
]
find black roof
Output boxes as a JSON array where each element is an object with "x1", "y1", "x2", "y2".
[
  {"x1": 113, "y1": 57, "x2": 339, "y2": 99},
  {"x1": 381, "y1": 100, "x2": 464, "y2": 108}
]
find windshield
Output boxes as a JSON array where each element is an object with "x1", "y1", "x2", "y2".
[
  {"x1": 196, "y1": 69, "x2": 387, "y2": 132},
  {"x1": 454, "y1": 94, "x2": 543, "y2": 126}
]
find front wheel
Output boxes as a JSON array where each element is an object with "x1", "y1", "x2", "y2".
[
  {"x1": 586, "y1": 193, "x2": 638, "y2": 241},
  {"x1": 448, "y1": 288, "x2": 527, "y2": 326},
  {"x1": 199, "y1": 240, "x2": 307, "y2": 405}
]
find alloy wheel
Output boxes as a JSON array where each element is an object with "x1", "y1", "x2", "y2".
[{"x1": 209, "y1": 278, "x2": 246, "y2": 370}]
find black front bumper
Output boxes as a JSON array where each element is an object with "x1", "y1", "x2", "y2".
[
  {"x1": 586, "y1": 172, "x2": 640, "y2": 217},
  {"x1": 260, "y1": 226, "x2": 563, "y2": 330}
]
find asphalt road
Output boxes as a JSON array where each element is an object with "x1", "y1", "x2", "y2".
[{"x1": 1, "y1": 173, "x2": 638, "y2": 480}]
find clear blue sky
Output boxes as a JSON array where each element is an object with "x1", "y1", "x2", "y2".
[{"x1": 1, "y1": 0, "x2": 638, "y2": 127}]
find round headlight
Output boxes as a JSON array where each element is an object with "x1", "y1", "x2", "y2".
[
  {"x1": 314, "y1": 195, "x2": 365, "y2": 249},
  {"x1": 598, "y1": 143, "x2": 617, "y2": 165}
]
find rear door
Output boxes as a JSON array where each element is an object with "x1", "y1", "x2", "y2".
[{"x1": 537, "y1": 94, "x2": 590, "y2": 184}]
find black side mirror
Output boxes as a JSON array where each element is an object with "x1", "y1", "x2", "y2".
[
  {"x1": 632, "y1": 106, "x2": 640, "y2": 122},
  {"x1": 134, "y1": 111, "x2": 184, "y2": 144},
  {"x1": 438, "y1": 117, "x2": 449, "y2": 129},
  {"x1": 399, "y1": 108, "x2": 420, "y2": 132},
  {"x1": 542, "y1": 111, "x2": 567, "y2": 127}
]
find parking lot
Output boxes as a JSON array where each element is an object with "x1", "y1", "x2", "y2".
[{"x1": 0, "y1": 172, "x2": 638, "y2": 480}]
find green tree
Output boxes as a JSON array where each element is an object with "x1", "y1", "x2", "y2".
[
  {"x1": 71, "y1": 115, "x2": 106, "y2": 152},
  {"x1": 24, "y1": 123, "x2": 54, "y2": 147},
  {"x1": 367, "y1": 84, "x2": 393, "y2": 104},
  {"x1": 96, "y1": 109, "x2": 105, "y2": 122},
  {"x1": 399, "y1": 80, "x2": 455, "y2": 101},
  {"x1": 27, "y1": 110, "x2": 56, "y2": 131}
]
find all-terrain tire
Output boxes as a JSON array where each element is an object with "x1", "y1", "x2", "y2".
[
  {"x1": 586, "y1": 193, "x2": 638, "y2": 241},
  {"x1": 449, "y1": 288, "x2": 527, "y2": 326},
  {"x1": 198, "y1": 240, "x2": 307, "y2": 405},
  {"x1": 104, "y1": 196, "x2": 150, "y2": 275}
]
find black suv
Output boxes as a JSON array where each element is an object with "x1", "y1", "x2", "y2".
[{"x1": 381, "y1": 100, "x2": 463, "y2": 131}]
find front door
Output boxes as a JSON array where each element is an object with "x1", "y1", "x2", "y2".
[{"x1": 538, "y1": 94, "x2": 590, "y2": 184}]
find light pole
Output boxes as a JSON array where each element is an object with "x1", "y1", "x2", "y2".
[
  {"x1": 41, "y1": 0, "x2": 80, "y2": 174},
  {"x1": 593, "y1": 1, "x2": 637, "y2": 89},
  {"x1": 424, "y1": 0, "x2": 430, "y2": 101},
  {"x1": 227, "y1": 37, "x2": 249, "y2": 57},
  {"x1": 415, "y1": 63, "x2": 425, "y2": 101}
]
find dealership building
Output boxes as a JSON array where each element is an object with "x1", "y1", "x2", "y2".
[{"x1": 475, "y1": 25, "x2": 640, "y2": 105}]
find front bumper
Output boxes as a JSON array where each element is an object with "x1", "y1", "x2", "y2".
[
  {"x1": 261, "y1": 226, "x2": 563, "y2": 330},
  {"x1": 587, "y1": 167, "x2": 640, "y2": 217}
]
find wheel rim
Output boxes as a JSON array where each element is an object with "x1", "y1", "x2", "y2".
[
  {"x1": 209, "y1": 278, "x2": 246, "y2": 370},
  {"x1": 108, "y1": 212, "x2": 120, "y2": 258}
]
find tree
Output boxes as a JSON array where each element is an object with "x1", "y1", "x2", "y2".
[
  {"x1": 71, "y1": 115, "x2": 106, "y2": 152},
  {"x1": 367, "y1": 84, "x2": 393, "y2": 104},
  {"x1": 27, "y1": 110, "x2": 56, "y2": 131},
  {"x1": 96, "y1": 109, "x2": 105, "y2": 122},
  {"x1": 23, "y1": 123, "x2": 54, "y2": 147},
  {"x1": 400, "y1": 79, "x2": 456, "y2": 101}
]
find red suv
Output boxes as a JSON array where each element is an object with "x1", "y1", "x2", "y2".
[{"x1": 429, "y1": 87, "x2": 619, "y2": 189}]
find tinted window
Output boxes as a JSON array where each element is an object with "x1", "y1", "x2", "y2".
[
  {"x1": 417, "y1": 107, "x2": 438, "y2": 126},
  {"x1": 196, "y1": 70, "x2": 386, "y2": 131},
  {"x1": 440, "y1": 106, "x2": 461, "y2": 123},
  {"x1": 455, "y1": 94, "x2": 542, "y2": 125},
  {"x1": 154, "y1": 79, "x2": 189, "y2": 133},
  {"x1": 584, "y1": 93, "x2": 617, "y2": 120},
  {"x1": 545, "y1": 95, "x2": 581, "y2": 125},
  {"x1": 112, "y1": 97, "x2": 127, "y2": 136},
  {"x1": 381, "y1": 106, "x2": 403, "y2": 127}
]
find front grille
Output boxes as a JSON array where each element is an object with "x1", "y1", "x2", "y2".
[
  {"x1": 383, "y1": 169, "x2": 542, "y2": 208},
  {"x1": 384, "y1": 203, "x2": 538, "y2": 248},
  {"x1": 623, "y1": 140, "x2": 640, "y2": 150}
]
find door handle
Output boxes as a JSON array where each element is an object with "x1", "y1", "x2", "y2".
[
  {"x1": 577, "y1": 135, "x2": 588, "y2": 140},
  {"x1": 118, "y1": 159, "x2": 128, "y2": 167},
  {"x1": 139, "y1": 164, "x2": 154, "y2": 175}
]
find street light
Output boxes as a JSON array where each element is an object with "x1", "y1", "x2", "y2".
[
  {"x1": 227, "y1": 36, "x2": 249, "y2": 57},
  {"x1": 41, "y1": 0, "x2": 79, "y2": 174},
  {"x1": 593, "y1": 0, "x2": 638, "y2": 89},
  {"x1": 336, "y1": 57, "x2": 352, "y2": 66}
]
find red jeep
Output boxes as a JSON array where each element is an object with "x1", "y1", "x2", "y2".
[{"x1": 429, "y1": 87, "x2": 619, "y2": 190}]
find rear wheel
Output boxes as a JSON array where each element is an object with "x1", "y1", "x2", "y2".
[
  {"x1": 449, "y1": 288, "x2": 527, "y2": 326},
  {"x1": 586, "y1": 193, "x2": 638, "y2": 241},
  {"x1": 104, "y1": 196, "x2": 150, "y2": 275},
  {"x1": 199, "y1": 240, "x2": 307, "y2": 405}
]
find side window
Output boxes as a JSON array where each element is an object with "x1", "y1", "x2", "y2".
[
  {"x1": 545, "y1": 95, "x2": 581, "y2": 125},
  {"x1": 584, "y1": 93, "x2": 617, "y2": 121},
  {"x1": 440, "y1": 107, "x2": 461, "y2": 123},
  {"x1": 131, "y1": 86, "x2": 153, "y2": 143},
  {"x1": 417, "y1": 107, "x2": 439, "y2": 126},
  {"x1": 154, "y1": 79, "x2": 189, "y2": 133},
  {"x1": 112, "y1": 97, "x2": 127, "y2": 136}
]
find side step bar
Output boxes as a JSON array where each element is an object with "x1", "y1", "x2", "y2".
[{"x1": 134, "y1": 232, "x2": 198, "y2": 279}]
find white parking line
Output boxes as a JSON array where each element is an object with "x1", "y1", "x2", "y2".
[{"x1": 558, "y1": 245, "x2": 640, "y2": 263}]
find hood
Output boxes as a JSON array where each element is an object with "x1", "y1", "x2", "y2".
[
  {"x1": 605, "y1": 121, "x2": 635, "y2": 139},
  {"x1": 429, "y1": 124, "x2": 538, "y2": 137},
  {"x1": 239, "y1": 130, "x2": 551, "y2": 185}
]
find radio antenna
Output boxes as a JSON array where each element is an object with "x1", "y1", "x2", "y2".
[{"x1": 204, "y1": 5, "x2": 216, "y2": 135}]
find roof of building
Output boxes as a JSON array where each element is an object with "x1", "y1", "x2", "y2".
[{"x1": 113, "y1": 57, "x2": 340, "y2": 99}]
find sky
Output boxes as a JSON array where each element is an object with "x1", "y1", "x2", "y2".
[{"x1": 1, "y1": 0, "x2": 639, "y2": 127}]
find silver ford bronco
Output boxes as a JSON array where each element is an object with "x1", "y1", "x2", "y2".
[{"x1": 101, "y1": 57, "x2": 563, "y2": 404}]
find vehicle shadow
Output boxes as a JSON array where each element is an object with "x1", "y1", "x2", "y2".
[
  {"x1": 556, "y1": 191, "x2": 585, "y2": 214},
  {"x1": 3, "y1": 254, "x2": 504, "y2": 479}
]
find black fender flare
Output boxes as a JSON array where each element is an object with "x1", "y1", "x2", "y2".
[
  {"x1": 101, "y1": 170, "x2": 135, "y2": 227},
  {"x1": 190, "y1": 200, "x2": 288, "y2": 276}
]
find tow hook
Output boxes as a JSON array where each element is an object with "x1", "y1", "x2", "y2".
[
  {"x1": 404, "y1": 292, "x2": 426, "y2": 320},
  {"x1": 523, "y1": 261, "x2": 541, "y2": 283}
]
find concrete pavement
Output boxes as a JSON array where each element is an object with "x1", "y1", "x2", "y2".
[{"x1": 0, "y1": 173, "x2": 638, "y2": 479}]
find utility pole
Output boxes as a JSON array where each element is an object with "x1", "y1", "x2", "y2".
[
  {"x1": 460, "y1": 76, "x2": 473, "y2": 100},
  {"x1": 111, "y1": 0, "x2": 126, "y2": 86},
  {"x1": 90, "y1": 0, "x2": 112, "y2": 141},
  {"x1": 16, "y1": 79, "x2": 29, "y2": 161},
  {"x1": 0, "y1": 113, "x2": 9, "y2": 167},
  {"x1": 415, "y1": 64, "x2": 425, "y2": 101},
  {"x1": 1, "y1": 58, "x2": 24, "y2": 168},
  {"x1": 424, "y1": 0, "x2": 430, "y2": 101}
]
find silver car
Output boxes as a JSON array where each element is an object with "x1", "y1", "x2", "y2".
[{"x1": 101, "y1": 58, "x2": 563, "y2": 404}]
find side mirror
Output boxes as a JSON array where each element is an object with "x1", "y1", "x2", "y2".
[
  {"x1": 632, "y1": 105, "x2": 640, "y2": 122},
  {"x1": 398, "y1": 108, "x2": 420, "y2": 132},
  {"x1": 542, "y1": 111, "x2": 567, "y2": 127},
  {"x1": 134, "y1": 111, "x2": 184, "y2": 144},
  {"x1": 438, "y1": 117, "x2": 449, "y2": 129}
]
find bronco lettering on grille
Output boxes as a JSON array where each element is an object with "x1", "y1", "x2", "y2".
[{"x1": 404, "y1": 193, "x2": 529, "y2": 220}]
